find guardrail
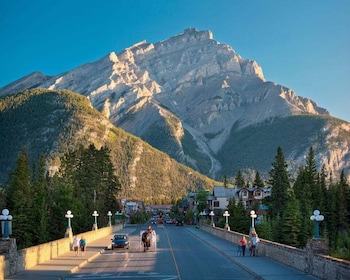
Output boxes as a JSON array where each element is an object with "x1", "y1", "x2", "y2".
[
  {"x1": 0, "y1": 224, "x2": 122, "y2": 280},
  {"x1": 201, "y1": 224, "x2": 350, "y2": 280}
]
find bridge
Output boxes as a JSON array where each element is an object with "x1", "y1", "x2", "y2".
[{"x1": 0, "y1": 223, "x2": 349, "y2": 280}]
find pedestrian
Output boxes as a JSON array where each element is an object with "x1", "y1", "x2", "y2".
[
  {"x1": 73, "y1": 236, "x2": 80, "y2": 257},
  {"x1": 239, "y1": 236, "x2": 247, "y2": 256},
  {"x1": 147, "y1": 225, "x2": 152, "y2": 233},
  {"x1": 79, "y1": 236, "x2": 87, "y2": 256},
  {"x1": 250, "y1": 233, "x2": 260, "y2": 256}
]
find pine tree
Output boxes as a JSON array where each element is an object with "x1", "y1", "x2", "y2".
[
  {"x1": 281, "y1": 192, "x2": 301, "y2": 247},
  {"x1": 49, "y1": 182, "x2": 78, "y2": 239},
  {"x1": 336, "y1": 170, "x2": 348, "y2": 232},
  {"x1": 227, "y1": 197, "x2": 249, "y2": 233},
  {"x1": 305, "y1": 147, "x2": 320, "y2": 210},
  {"x1": 253, "y1": 171, "x2": 265, "y2": 188},
  {"x1": 55, "y1": 144, "x2": 121, "y2": 231},
  {"x1": 235, "y1": 170, "x2": 245, "y2": 188},
  {"x1": 6, "y1": 148, "x2": 34, "y2": 248},
  {"x1": 31, "y1": 154, "x2": 49, "y2": 244},
  {"x1": 268, "y1": 147, "x2": 290, "y2": 219},
  {"x1": 256, "y1": 216, "x2": 272, "y2": 240}
]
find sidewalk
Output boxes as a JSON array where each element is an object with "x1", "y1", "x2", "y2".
[
  {"x1": 5, "y1": 232, "x2": 117, "y2": 280},
  {"x1": 187, "y1": 227, "x2": 321, "y2": 280}
]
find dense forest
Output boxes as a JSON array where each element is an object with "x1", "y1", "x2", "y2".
[{"x1": 210, "y1": 147, "x2": 350, "y2": 260}]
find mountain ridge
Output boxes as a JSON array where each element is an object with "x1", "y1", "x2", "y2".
[{"x1": 0, "y1": 28, "x2": 348, "y2": 181}]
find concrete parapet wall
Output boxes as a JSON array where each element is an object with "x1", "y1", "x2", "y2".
[
  {"x1": 201, "y1": 224, "x2": 350, "y2": 280},
  {"x1": 0, "y1": 224, "x2": 122, "y2": 279}
]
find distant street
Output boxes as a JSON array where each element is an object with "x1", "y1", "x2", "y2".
[{"x1": 65, "y1": 223, "x2": 255, "y2": 280}]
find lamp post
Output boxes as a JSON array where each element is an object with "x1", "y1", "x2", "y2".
[
  {"x1": 250, "y1": 210, "x2": 257, "y2": 228},
  {"x1": 0, "y1": 209, "x2": 13, "y2": 239},
  {"x1": 199, "y1": 211, "x2": 206, "y2": 220},
  {"x1": 107, "y1": 211, "x2": 112, "y2": 227},
  {"x1": 64, "y1": 210, "x2": 73, "y2": 238},
  {"x1": 209, "y1": 210, "x2": 215, "y2": 227},
  {"x1": 199, "y1": 211, "x2": 206, "y2": 227},
  {"x1": 115, "y1": 211, "x2": 122, "y2": 224},
  {"x1": 310, "y1": 209, "x2": 324, "y2": 239},
  {"x1": 92, "y1": 210, "x2": 99, "y2": 230},
  {"x1": 223, "y1": 210, "x2": 230, "y2": 231}
]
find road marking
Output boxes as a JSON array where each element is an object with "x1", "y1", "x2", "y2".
[{"x1": 164, "y1": 227, "x2": 182, "y2": 280}]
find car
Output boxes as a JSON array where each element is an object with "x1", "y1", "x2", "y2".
[
  {"x1": 111, "y1": 234, "x2": 129, "y2": 250},
  {"x1": 176, "y1": 220, "x2": 184, "y2": 226}
]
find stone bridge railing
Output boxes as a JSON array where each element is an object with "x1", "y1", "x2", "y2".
[
  {"x1": 0, "y1": 224, "x2": 122, "y2": 280},
  {"x1": 201, "y1": 224, "x2": 350, "y2": 280}
]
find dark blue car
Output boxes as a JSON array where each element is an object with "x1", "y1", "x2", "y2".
[{"x1": 111, "y1": 234, "x2": 129, "y2": 250}]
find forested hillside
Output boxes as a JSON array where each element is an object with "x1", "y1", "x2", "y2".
[{"x1": 0, "y1": 89, "x2": 219, "y2": 204}]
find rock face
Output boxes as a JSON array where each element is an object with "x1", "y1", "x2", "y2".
[{"x1": 1, "y1": 28, "x2": 349, "y2": 181}]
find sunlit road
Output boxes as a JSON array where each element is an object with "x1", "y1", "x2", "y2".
[{"x1": 65, "y1": 224, "x2": 255, "y2": 280}]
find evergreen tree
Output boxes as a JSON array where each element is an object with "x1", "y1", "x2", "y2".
[
  {"x1": 223, "y1": 175, "x2": 228, "y2": 188},
  {"x1": 227, "y1": 197, "x2": 249, "y2": 233},
  {"x1": 256, "y1": 216, "x2": 272, "y2": 240},
  {"x1": 235, "y1": 170, "x2": 245, "y2": 188},
  {"x1": 268, "y1": 147, "x2": 290, "y2": 219},
  {"x1": 293, "y1": 165, "x2": 313, "y2": 244},
  {"x1": 31, "y1": 154, "x2": 49, "y2": 244},
  {"x1": 56, "y1": 144, "x2": 121, "y2": 231},
  {"x1": 336, "y1": 170, "x2": 348, "y2": 232},
  {"x1": 50, "y1": 182, "x2": 76, "y2": 239},
  {"x1": 325, "y1": 182, "x2": 338, "y2": 250},
  {"x1": 317, "y1": 165, "x2": 328, "y2": 214},
  {"x1": 281, "y1": 191, "x2": 301, "y2": 247},
  {"x1": 6, "y1": 148, "x2": 33, "y2": 248},
  {"x1": 93, "y1": 146, "x2": 121, "y2": 220},
  {"x1": 305, "y1": 147, "x2": 320, "y2": 209},
  {"x1": 253, "y1": 171, "x2": 265, "y2": 188}
]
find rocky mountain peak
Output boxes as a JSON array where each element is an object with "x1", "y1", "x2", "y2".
[{"x1": 1, "y1": 28, "x2": 348, "y2": 181}]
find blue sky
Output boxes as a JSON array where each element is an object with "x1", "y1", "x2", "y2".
[{"x1": 1, "y1": 0, "x2": 349, "y2": 121}]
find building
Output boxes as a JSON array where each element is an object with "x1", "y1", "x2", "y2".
[{"x1": 207, "y1": 186, "x2": 271, "y2": 211}]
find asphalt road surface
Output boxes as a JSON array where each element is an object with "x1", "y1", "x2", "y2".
[{"x1": 65, "y1": 224, "x2": 256, "y2": 280}]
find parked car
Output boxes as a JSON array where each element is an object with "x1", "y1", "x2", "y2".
[
  {"x1": 111, "y1": 234, "x2": 129, "y2": 249},
  {"x1": 176, "y1": 220, "x2": 184, "y2": 226},
  {"x1": 165, "y1": 219, "x2": 173, "y2": 224}
]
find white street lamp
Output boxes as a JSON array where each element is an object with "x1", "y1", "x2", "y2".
[
  {"x1": 209, "y1": 211, "x2": 215, "y2": 227},
  {"x1": 92, "y1": 210, "x2": 99, "y2": 230},
  {"x1": 223, "y1": 210, "x2": 230, "y2": 230},
  {"x1": 107, "y1": 211, "x2": 112, "y2": 227},
  {"x1": 0, "y1": 209, "x2": 13, "y2": 238},
  {"x1": 310, "y1": 209, "x2": 324, "y2": 239},
  {"x1": 65, "y1": 210, "x2": 73, "y2": 228},
  {"x1": 250, "y1": 210, "x2": 257, "y2": 228},
  {"x1": 115, "y1": 211, "x2": 123, "y2": 224},
  {"x1": 64, "y1": 210, "x2": 73, "y2": 238}
]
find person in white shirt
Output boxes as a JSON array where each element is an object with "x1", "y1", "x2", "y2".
[{"x1": 72, "y1": 236, "x2": 80, "y2": 257}]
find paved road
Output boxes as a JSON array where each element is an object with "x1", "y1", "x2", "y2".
[
  {"x1": 5, "y1": 224, "x2": 321, "y2": 280},
  {"x1": 66, "y1": 224, "x2": 255, "y2": 279}
]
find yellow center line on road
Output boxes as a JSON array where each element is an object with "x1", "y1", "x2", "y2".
[{"x1": 164, "y1": 227, "x2": 182, "y2": 280}]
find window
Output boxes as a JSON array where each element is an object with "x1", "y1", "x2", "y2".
[
  {"x1": 254, "y1": 190, "x2": 262, "y2": 198},
  {"x1": 241, "y1": 190, "x2": 248, "y2": 198},
  {"x1": 213, "y1": 201, "x2": 220, "y2": 207}
]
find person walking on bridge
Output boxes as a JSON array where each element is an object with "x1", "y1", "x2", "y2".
[
  {"x1": 73, "y1": 236, "x2": 80, "y2": 257},
  {"x1": 239, "y1": 236, "x2": 247, "y2": 256}
]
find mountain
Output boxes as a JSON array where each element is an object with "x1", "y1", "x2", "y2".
[
  {"x1": 0, "y1": 89, "x2": 218, "y2": 202},
  {"x1": 1, "y1": 28, "x2": 349, "y2": 181}
]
